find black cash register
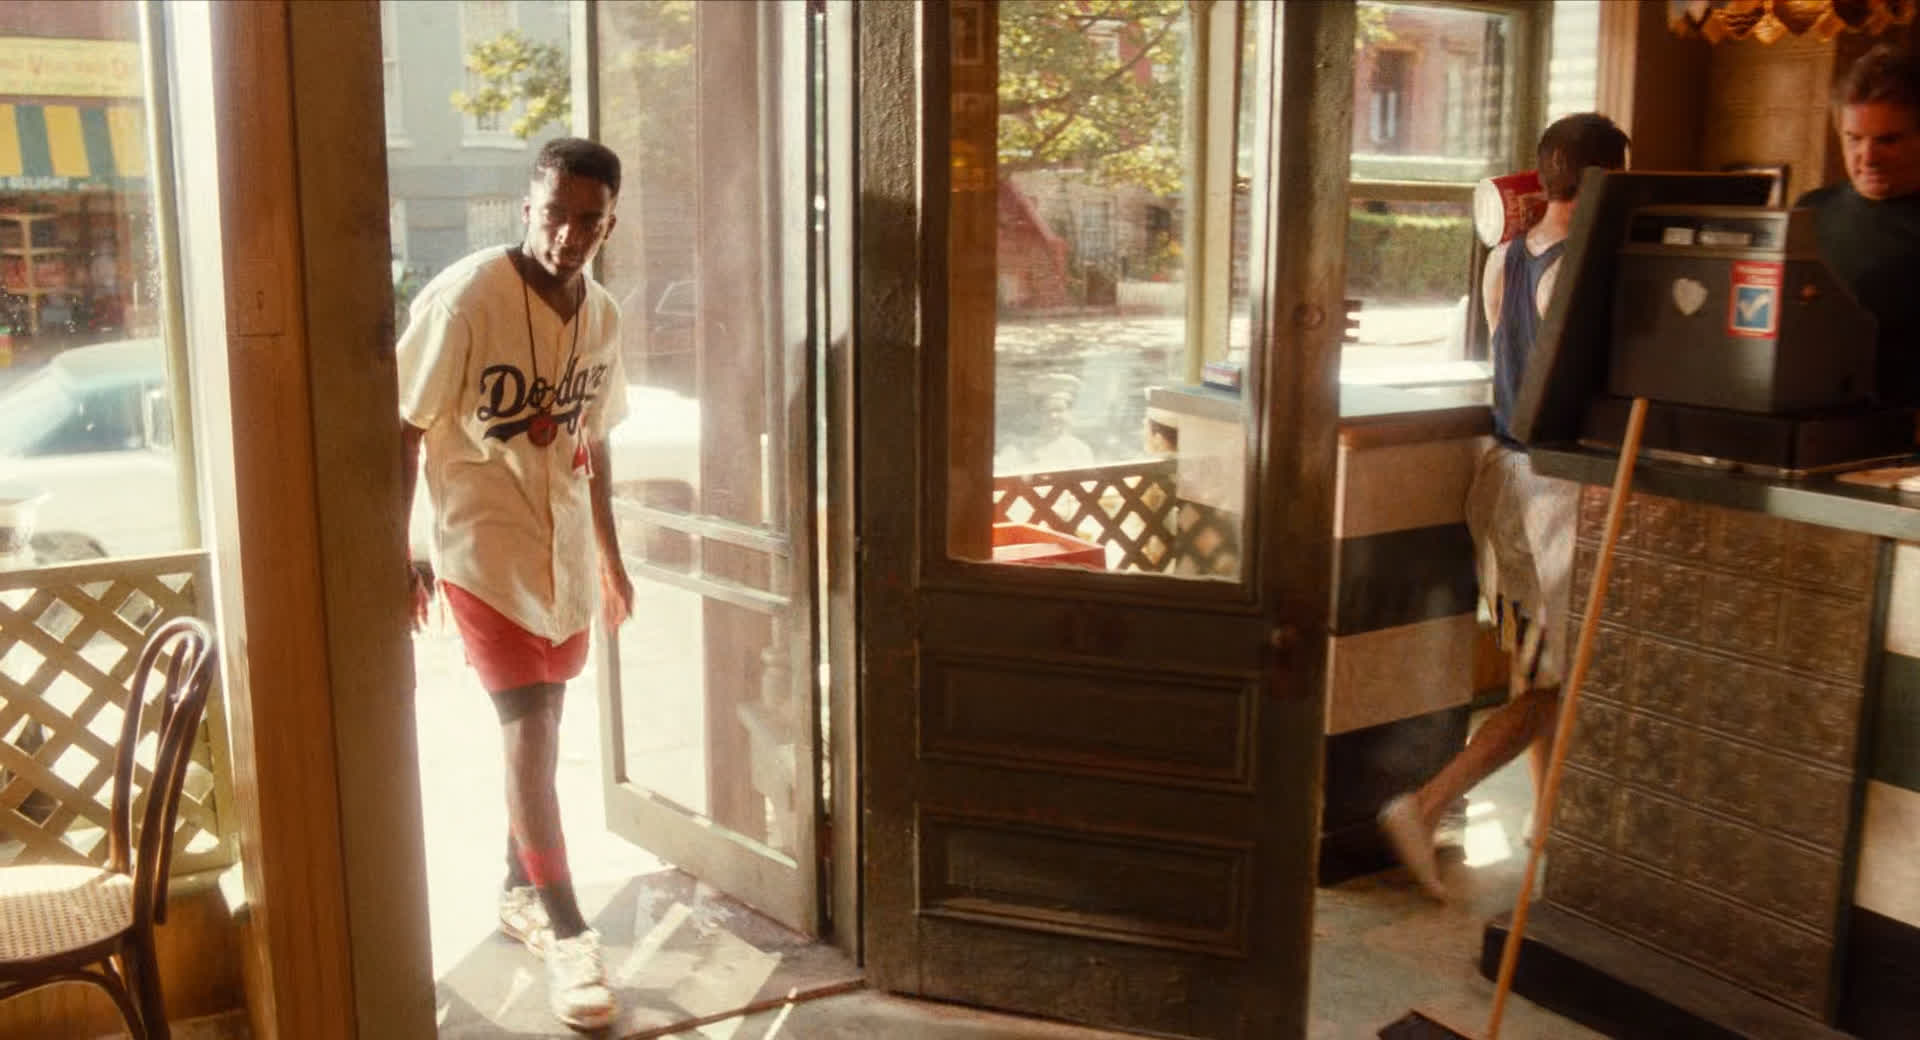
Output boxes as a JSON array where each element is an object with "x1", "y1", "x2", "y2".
[{"x1": 1513, "y1": 170, "x2": 1915, "y2": 475}]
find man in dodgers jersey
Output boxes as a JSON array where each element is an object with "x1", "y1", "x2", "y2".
[{"x1": 398, "y1": 137, "x2": 632, "y2": 1030}]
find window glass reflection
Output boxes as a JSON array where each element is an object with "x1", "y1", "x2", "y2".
[
  {"x1": 951, "y1": 0, "x2": 1249, "y2": 580},
  {"x1": 0, "y1": 2, "x2": 183, "y2": 563}
]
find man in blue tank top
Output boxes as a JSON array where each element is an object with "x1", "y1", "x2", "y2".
[{"x1": 1380, "y1": 114, "x2": 1630, "y2": 901}]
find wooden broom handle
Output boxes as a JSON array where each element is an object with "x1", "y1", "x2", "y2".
[{"x1": 1486, "y1": 396, "x2": 1649, "y2": 1039}]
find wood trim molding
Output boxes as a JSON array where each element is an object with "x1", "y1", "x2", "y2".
[
  {"x1": 855, "y1": 0, "x2": 925, "y2": 990},
  {"x1": 286, "y1": 0, "x2": 437, "y2": 1034},
  {"x1": 820, "y1": 0, "x2": 861, "y2": 960},
  {"x1": 199, "y1": 2, "x2": 357, "y2": 1033}
]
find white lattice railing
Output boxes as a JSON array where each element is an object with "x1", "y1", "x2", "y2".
[
  {"x1": 0, "y1": 550, "x2": 234, "y2": 878},
  {"x1": 991, "y1": 458, "x2": 1241, "y2": 576}
]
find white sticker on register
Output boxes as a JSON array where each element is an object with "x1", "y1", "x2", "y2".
[{"x1": 1671, "y1": 277, "x2": 1708, "y2": 317}]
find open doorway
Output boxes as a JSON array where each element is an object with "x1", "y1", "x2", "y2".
[{"x1": 381, "y1": 1, "x2": 853, "y2": 1033}]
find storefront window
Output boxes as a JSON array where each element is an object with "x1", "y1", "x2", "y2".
[
  {"x1": 1345, "y1": 0, "x2": 1530, "y2": 384},
  {"x1": 0, "y1": 0, "x2": 235, "y2": 892},
  {"x1": 0, "y1": 2, "x2": 189, "y2": 563}
]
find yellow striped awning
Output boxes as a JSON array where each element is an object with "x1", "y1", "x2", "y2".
[{"x1": 0, "y1": 102, "x2": 145, "y2": 190}]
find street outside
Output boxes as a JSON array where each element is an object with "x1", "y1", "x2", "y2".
[{"x1": 991, "y1": 299, "x2": 1479, "y2": 466}]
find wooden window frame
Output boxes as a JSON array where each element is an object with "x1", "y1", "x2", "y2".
[{"x1": 1347, "y1": 0, "x2": 1548, "y2": 364}]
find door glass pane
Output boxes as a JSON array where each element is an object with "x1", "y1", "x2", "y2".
[
  {"x1": 947, "y1": 0, "x2": 1255, "y2": 580},
  {"x1": 0, "y1": 3, "x2": 187, "y2": 564},
  {"x1": 597, "y1": 0, "x2": 810, "y2": 856},
  {"x1": 1352, "y1": 2, "x2": 1515, "y2": 183},
  {"x1": 1345, "y1": 1, "x2": 1525, "y2": 382}
]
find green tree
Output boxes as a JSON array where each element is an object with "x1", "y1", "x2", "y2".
[
  {"x1": 997, "y1": 0, "x2": 1187, "y2": 195},
  {"x1": 1357, "y1": 2, "x2": 1397, "y2": 51},
  {"x1": 450, "y1": 2, "x2": 694, "y2": 185},
  {"x1": 450, "y1": 30, "x2": 570, "y2": 139}
]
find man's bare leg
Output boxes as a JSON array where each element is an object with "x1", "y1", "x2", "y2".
[
  {"x1": 1524, "y1": 694, "x2": 1560, "y2": 843},
  {"x1": 1415, "y1": 687, "x2": 1558, "y2": 830},
  {"x1": 497, "y1": 681, "x2": 589, "y2": 938},
  {"x1": 1381, "y1": 686, "x2": 1559, "y2": 898}
]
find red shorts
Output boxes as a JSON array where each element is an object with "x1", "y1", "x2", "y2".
[{"x1": 442, "y1": 582, "x2": 589, "y2": 693}]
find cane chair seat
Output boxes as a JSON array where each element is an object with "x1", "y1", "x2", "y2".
[
  {"x1": 0, "y1": 865, "x2": 135, "y2": 962},
  {"x1": 0, "y1": 616, "x2": 218, "y2": 1039}
]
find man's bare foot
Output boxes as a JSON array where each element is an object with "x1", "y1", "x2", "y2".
[{"x1": 1378, "y1": 794, "x2": 1448, "y2": 901}]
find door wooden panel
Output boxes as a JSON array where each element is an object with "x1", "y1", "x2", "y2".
[
  {"x1": 856, "y1": 2, "x2": 1357, "y2": 1036},
  {"x1": 919, "y1": 811, "x2": 1254, "y2": 955},
  {"x1": 921, "y1": 653, "x2": 1259, "y2": 788}
]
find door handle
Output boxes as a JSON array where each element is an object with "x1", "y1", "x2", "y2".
[{"x1": 1270, "y1": 624, "x2": 1301, "y2": 655}]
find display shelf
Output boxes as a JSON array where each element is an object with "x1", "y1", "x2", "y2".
[{"x1": 0, "y1": 211, "x2": 77, "y2": 336}]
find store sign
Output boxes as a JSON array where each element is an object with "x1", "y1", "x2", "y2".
[{"x1": 0, "y1": 38, "x2": 143, "y2": 99}]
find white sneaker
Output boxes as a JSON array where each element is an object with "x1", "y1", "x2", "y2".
[
  {"x1": 498, "y1": 885, "x2": 551, "y2": 957},
  {"x1": 547, "y1": 929, "x2": 616, "y2": 1030}
]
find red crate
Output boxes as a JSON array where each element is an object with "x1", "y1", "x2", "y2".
[{"x1": 990, "y1": 522, "x2": 1105, "y2": 569}]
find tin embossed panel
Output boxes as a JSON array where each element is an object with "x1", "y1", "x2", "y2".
[{"x1": 1547, "y1": 487, "x2": 1872, "y2": 1017}]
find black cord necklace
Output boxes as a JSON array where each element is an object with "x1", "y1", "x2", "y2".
[{"x1": 514, "y1": 247, "x2": 582, "y2": 448}]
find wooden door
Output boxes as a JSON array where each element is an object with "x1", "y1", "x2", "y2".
[{"x1": 856, "y1": 2, "x2": 1355, "y2": 1037}]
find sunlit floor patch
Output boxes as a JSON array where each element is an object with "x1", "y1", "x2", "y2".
[
  {"x1": 1451, "y1": 813, "x2": 1512, "y2": 871},
  {"x1": 1461, "y1": 803, "x2": 1515, "y2": 868}
]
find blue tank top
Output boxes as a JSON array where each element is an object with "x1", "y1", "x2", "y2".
[{"x1": 1490, "y1": 239, "x2": 1564, "y2": 446}]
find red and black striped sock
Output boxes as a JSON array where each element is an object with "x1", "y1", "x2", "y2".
[{"x1": 516, "y1": 842, "x2": 589, "y2": 939}]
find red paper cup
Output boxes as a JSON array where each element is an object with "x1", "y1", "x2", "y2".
[{"x1": 1474, "y1": 170, "x2": 1546, "y2": 247}]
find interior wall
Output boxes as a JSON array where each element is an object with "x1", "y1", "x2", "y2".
[
  {"x1": 1605, "y1": 0, "x2": 1915, "y2": 201},
  {"x1": 1597, "y1": 0, "x2": 1712, "y2": 172},
  {"x1": 1695, "y1": 24, "x2": 1914, "y2": 205},
  {"x1": 1698, "y1": 36, "x2": 1841, "y2": 204}
]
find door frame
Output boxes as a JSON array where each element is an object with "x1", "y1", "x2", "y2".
[
  {"x1": 853, "y1": 1, "x2": 1355, "y2": 1033},
  {"x1": 174, "y1": 0, "x2": 435, "y2": 1035}
]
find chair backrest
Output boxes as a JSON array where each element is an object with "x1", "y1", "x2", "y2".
[{"x1": 106, "y1": 615, "x2": 218, "y2": 927}]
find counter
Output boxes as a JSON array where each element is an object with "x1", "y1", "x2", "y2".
[
  {"x1": 1314, "y1": 384, "x2": 1491, "y2": 882},
  {"x1": 1483, "y1": 445, "x2": 1920, "y2": 1038}
]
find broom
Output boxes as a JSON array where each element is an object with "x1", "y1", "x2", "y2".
[{"x1": 1377, "y1": 397, "x2": 1650, "y2": 1039}]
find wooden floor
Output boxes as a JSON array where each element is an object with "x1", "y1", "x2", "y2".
[
  {"x1": 434, "y1": 869, "x2": 863, "y2": 1038},
  {"x1": 657, "y1": 990, "x2": 1151, "y2": 1039}
]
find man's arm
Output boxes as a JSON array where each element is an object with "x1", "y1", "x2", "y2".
[
  {"x1": 1481, "y1": 240, "x2": 1508, "y2": 339},
  {"x1": 401, "y1": 421, "x2": 425, "y2": 520},
  {"x1": 1535, "y1": 259, "x2": 1562, "y2": 320},
  {"x1": 401, "y1": 421, "x2": 430, "y2": 630},
  {"x1": 588, "y1": 436, "x2": 633, "y2": 630}
]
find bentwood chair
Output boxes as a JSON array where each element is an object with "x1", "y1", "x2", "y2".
[{"x1": 0, "y1": 616, "x2": 219, "y2": 1040}]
